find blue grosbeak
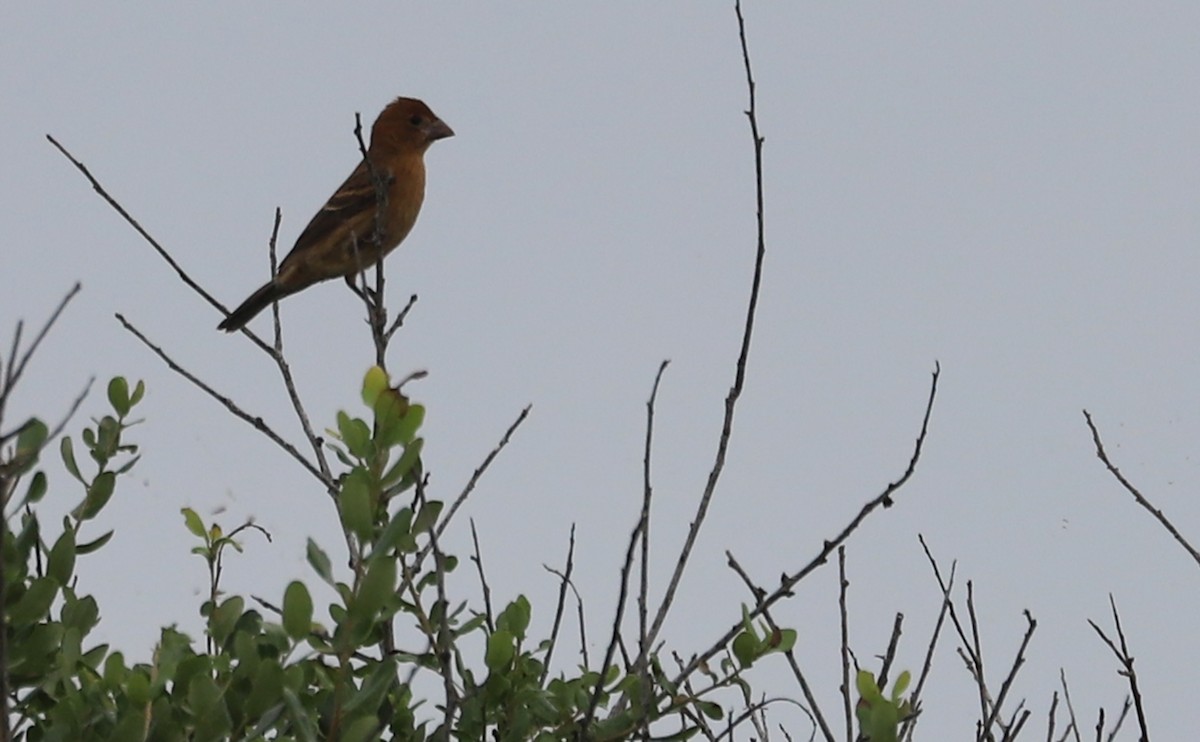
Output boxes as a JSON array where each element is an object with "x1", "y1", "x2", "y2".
[{"x1": 219, "y1": 97, "x2": 453, "y2": 332}]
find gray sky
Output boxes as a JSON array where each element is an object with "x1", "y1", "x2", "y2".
[{"x1": 4, "y1": 3, "x2": 1200, "y2": 738}]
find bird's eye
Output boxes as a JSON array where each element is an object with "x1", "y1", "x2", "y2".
[{"x1": 409, "y1": 115, "x2": 424, "y2": 126}]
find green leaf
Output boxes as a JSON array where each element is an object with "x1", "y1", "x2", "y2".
[
  {"x1": 862, "y1": 698, "x2": 900, "y2": 742},
  {"x1": 60, "y1": 436, "x2": 83, "y2": 482},
  {"x1": 372, "y1": 389, "x2": 410, "y2": 447},
  {"x1": 381, "y1": 437, "x2": 423, "y2": 487},
  {"x1": 340, "y1": 716, "x2": 382, "y2": 742},
  {"x1": 244, "y1": 659, "x2": 284, "y2": 719},
  {"x1": 187, "y1": 672, "x2": 227, "y2": 727},
  {"x1": 454, "y1": 613, "x2": 488, "y2": 639},
  {"x1": 283, "y1": 687, "x2": 321, "y2": 742},
  {"x1": 892, "y1": 670, "x2": 912, "y2": 700},
  {"x1": 857, "y1": 669, "x2": 883, "y2": 703},
  {"x1": 496, "y1": 595, "x2": 531, "y2": 638},
  {"x1": 61, "y1": 591, "x2": 100, "y2": 634},
  {"x1": 391, "y1": 403, "x2": 425, "y2": 446},
  {"x1": 126, "y1": 670, "x2": 152, "y2": 705},
  {"x1": 282, "y1": 581, "x2": 313, "y2": 640},
  {"x1": 129, "y1": 379, "x2": 146, "y2": 408},
  {"x1": 115, "y1": 454, "x2": 141, "y2": 475},
  {"x1": 104, "y1": 652, "x2": 128, "y2": 685},
  {"x1": 739, "y1": 604, "x2": 757, "y2": 638},
  {"x1": 75, "y1": 470, "x2": 116, "y2": 520},
  {"x1": 306, "y1": 539, "x2": 335, "y2": 587},
  {"x1": 361, "y1": 365, "x2": 389, "y2": 408},
  {"x1": 209, "y1": 596, "x2": 244, "y2": 646},
  {"x1": 411, "y1": 499, "x2": 443, "y2": 535},
  {"x1": 94, "y1": 415, "x2": 121, "y2": 461},
  {"x1": 182, "y1": 508, "x2": 207, "y2": 540},
  {"x1": 21, "y1": 471, "x2": 47, "y2": 506},
  {"x1": 108, "y1": 377, "x2": 130, "y2": 418},
  {"x1": 340, "y1": 468, "x2": 375, "y2": 541},
  {"x1": 351, "y1": 557, "x2": 396, "y2": 626},
  {"x1": 47, "y1": 530, "x2": 76, "y2": 585},
  {"x1": 77, "y1": 529, "x2": 114, "y2": 555},
  {"x1": 14, "y1": 418, "x2": 48, "y2": 473},
  {"x1": 343, "y1": 658, "x2": 399, "y2": 715},
  {"x1": 338, "y1": 411, "x2": 373, "y2": 459},
  {"x1": 17, "y1": 417, "x2": 48, "y2": 453},
  {"x1": 731, "y1": 630, "x2": 757, "y2": 668},
  {"x1": 59, "y1": 626, "x2": 82, "y2": 671},
  {"x1": 485, "y1": 630, "x2": 515, "y2": 671},
  {"x1": 10, "y1": 577, "x2": 58, "y2": 624},
  {"x1": 372, "y1": 507, "x2": 414, "y2": 559}
]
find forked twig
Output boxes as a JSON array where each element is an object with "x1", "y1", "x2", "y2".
[
  {"x1": 541, "y1": 524, "x2": 580, "y2": 683},
  {"x1": 1086, "y1": 595, "x2": 1149, "y2": 742}
]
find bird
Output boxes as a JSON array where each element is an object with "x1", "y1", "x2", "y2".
[{"x1": 218, "y1": 96, "x2": 454, "y2": 332}]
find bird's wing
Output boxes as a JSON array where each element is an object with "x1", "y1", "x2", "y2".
[{"x1": 280, "y1": 160, "x2": 394, "y2": 273}]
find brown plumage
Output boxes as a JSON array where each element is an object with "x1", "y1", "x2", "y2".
[{"x1": 218, "y1": 97, "x2": 453, "y2": 332}]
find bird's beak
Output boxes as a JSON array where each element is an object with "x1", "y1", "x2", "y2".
[{"x1": 425, "y1": 118, "x2": 454, "y2": 142}]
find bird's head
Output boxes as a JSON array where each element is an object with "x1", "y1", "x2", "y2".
[{"x1": 370, "y1": 97, "x2": 454, "y2": 153}]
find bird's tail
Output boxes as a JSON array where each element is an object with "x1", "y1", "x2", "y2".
[{"x1": 218, "y1": 281, "x2": 289, "y2": 332}]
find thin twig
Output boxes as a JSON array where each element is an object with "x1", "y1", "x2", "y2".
[
  {"x1": 541, "y1": 524, "x2": 578, "y2": 684},
  {"x1": 1045, "y1": 691, "x2": 1059, "y2": 742},
  {"x1": 635, "y1": 360, "x2": 669, "y2": 735},
  {"x1": 966, "y1": 583, "x2": 989, "y2": 734},
  {"x1": 1083, "y1": 410, "x2": 1200, "y2": 567},
  {"x1": 468, "y1": 519, "x2": 494, "y2": 632},
  {"x1": 899, "y1": 537, "x2": 955, "y2": 742},
  {"x1": 581, "y1": 485, "x2": 651, "y2": 737},
  {"x1": 644, "y1": 0, "x2": 768, "y2": 653},
  {"x1": 0, "y1": 283, "x2": 81, "y2": 426},
  {"x1": 116, "y1": 314, "x2": 326, "y2": 483},
  {"x1": 45, "y1": 136, "x2": 282, "y2": 354},
  {"x1": 982, "y1": 610, "x2": 1037, "y2": 736},
  {"x1": 434, "y1": 405, "x2": 531, "y2": 541},
  {"x1": 1086, "y1": 595, "x2": 1149, "y2": 742},
  {"x1": 386, "y1": 294, "x2": 420, "y2": 342},
  {"x1": 1059, "y1": 669, "x2": 1082, "y2": 742},
  {"x1": 259, "y1": 210, "x2": 333, "y2": 485},
  {"x1": 838, "y1": 547, "x2": 853, "y2": 742},
  {"x1": 878, "y1": 613, "x2": 904, "y2": 691},
  {"x1": 1104, "y1": 696, "x2": 1132, "y2": 742}
]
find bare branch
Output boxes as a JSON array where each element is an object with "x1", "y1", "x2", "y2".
[
  {"x1": 116, "y1": 314, "x2": 328, "y2": 485},
  {"x1": 645, "y1": 0, "x2": 768, "y2": 651},
  {"x1": 434, "y1": 405, "x2": 531, "y2": 540},
  {"x1": 541, "y1": 524, "x2": 580, "y2": 683},
  {"x1": 1084, "y1": 409, "x2": 1200, "y2": 568},
  {"x1": 1059, "y1": 669, "x2": 1082, "y2": 742},
  {"x1": 1086, "y1": 595, "x2": 1149, "y2": 742},
  {"x1": 468, "y1": 519, "x2": 494, "y2": 633},
  {"x1": 838, "y1": 547, "x2": 853, "y2": 742},
  {"x1": 635, "y1": 360, "x2": 669, "y2": 733},
  {"x1": 899, "y1": 537, "x2": 955, "y2": 742}
]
